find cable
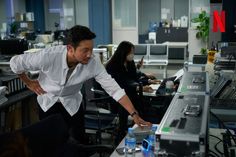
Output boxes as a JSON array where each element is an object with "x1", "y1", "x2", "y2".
[
  {"x1": 210, "y1": 111, "x2": 236, "y2": 144},
  {"x1": 210, "y1": 134, "x2": 223, "y2": 141},
  {"x1": 209, "y1": 134, "x2": 224, "y2": 156},
  {"x1": 208, "y1": 149, "x2": 221, "y2": 157},
  {"x1": 215, "y1": 140, "x2": 224, "y2": 155}
]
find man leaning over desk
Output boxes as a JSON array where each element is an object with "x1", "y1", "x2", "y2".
[{"x1": 10, "y1": 25, "x2": 151, "y2": 144}]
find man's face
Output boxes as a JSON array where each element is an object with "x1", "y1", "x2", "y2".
[{"x1": 68, "y1": 40, "x2": 93, "y2": 64}]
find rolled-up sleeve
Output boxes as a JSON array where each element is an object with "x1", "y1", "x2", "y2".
[
  {"x1": 10, "y1": 50, "x2": 46, "y2": 74},
  {"x1": 96, "y1": 69, "x2": 126, "y2": 101}
]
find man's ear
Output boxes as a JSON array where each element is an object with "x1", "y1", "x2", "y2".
[
  {"x1": 67, "y1": 44, "x2": 72, "y2": 50},
  {"x1": 67, "y1": 45, "x2": 74, "y2": 53}
]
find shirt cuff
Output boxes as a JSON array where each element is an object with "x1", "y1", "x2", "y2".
[{"x1": 112, "y1": 89, "x2": 126, "y2": 102}]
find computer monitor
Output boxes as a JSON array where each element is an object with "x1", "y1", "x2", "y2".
[
  {"x1": 54, "y1": 30, "x2": 68, "y2": 41},
  {"x1": 221, "y1": 46, "x2": 236, "y2": 59},
  {"x1": 25, "y1": 32, "x2": 36, "y2": 41},
  {"x1": 0, "y1": 39, "x2": 28, "y2": 56}
]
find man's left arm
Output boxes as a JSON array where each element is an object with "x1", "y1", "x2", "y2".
[
  {"x1": 93, "y1": 59, "x2": 151, "y2": 127},
  {"x1": 118, "y1": 94, "x2": 152, "y2": 127}
]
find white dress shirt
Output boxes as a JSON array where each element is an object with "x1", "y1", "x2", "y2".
[{"x1": 10, "y1": 45, "x2": 125, "y2": 116}]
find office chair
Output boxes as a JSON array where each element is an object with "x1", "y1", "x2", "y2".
[
  {"x1": 82, "y1": 80, "x2": 119, "y2": 145},
  {"x1": 133, "y1": 44, "x2": 148, "y2": 64},
  {"x1": 0, "y1": 114, "x2": 114, "y2": 157}
]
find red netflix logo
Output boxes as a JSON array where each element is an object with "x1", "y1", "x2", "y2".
[{"x1": 213, "y1": 10, "x2": 225, "y2": 32}]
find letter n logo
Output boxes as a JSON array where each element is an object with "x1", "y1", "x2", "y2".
[{"x1": 213, "y1": 10, "x2": 225, "y2": 32}]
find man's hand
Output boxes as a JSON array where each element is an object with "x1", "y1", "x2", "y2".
[
  {"x1": 133, "y1": 114, "x2": 152, "y2": 128},
  {"x1": 148, "y1": 79, "x2": 161, "y2": 84},
  {"x1": 26, "y1": 80, "x2": 46, "y2": 95},
  {"x1": 145, "y1": 73, "x2": 156, "y2": 80},
  {"x1": 143, "y1": 85, "x2": 154, "y2": 93}
]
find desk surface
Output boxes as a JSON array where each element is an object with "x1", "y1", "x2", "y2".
[
  {"x1": 110, "y1": 124, "x2": 153, "y2": 157},
  {"x1": 110, "y1": 128, "x2": 231, "y2": 157}
]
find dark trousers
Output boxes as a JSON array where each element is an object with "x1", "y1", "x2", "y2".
[{"x1": 38, "y1": 102, "x2": 85, "y2": 144}]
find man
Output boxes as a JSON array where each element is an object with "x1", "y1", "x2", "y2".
[{"x1": 10, "y1": 25, "x2": 151, "y2": 143}]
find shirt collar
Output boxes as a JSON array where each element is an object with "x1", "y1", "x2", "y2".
[{"x1": 62, "y1": 47, "x2": 69, "y2": 69}]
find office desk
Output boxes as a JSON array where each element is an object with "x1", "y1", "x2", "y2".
[
  {"x1": 110, "y1": 124, "x2": 153, "y2": 157},
  {"x1": 110, "y1": 128, "x2": 232, "y2": 157}
]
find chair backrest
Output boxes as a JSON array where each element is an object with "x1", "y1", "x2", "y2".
[
  {"x1": 134, "y1": 44, "x2": 148, "y2": 63},
  {"x1": 22, "y1": 114, "x2": 69, "y2": 157},
  {"x1": 0, "y1": 114, "x2": 69, "y2": 157},
  {"x1": 148, "y1": 44, "x2": 168, "y2": 61}
]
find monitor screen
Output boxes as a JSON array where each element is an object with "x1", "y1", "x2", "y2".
[
  {"x1": 54, "y1": 30, "x2": 68, "y2": 41},
  {"x1": 0, "y1": 39, "x2": 28, "y2": 55}
]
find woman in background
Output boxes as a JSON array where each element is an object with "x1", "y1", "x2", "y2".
[{"x1": 105, "y1": 41, "x2": 158, "y2": 143}]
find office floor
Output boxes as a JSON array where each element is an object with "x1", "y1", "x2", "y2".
[{"x1": 89, "y1": 63, "x2": 184, "y2": 157}]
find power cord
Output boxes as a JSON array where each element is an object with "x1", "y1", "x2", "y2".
[
  {"x1": 208, "y1": 149, "x2": 221, "y2": 157},
  {"x1": 215, "y1": 140, "x2": 224, "y2": 156},
  {"x1": 210, "y1": 111, "x2": 236, "y2": 144},
  {"x1": 209, "y1": 134, "x2": 224, "y2": 155}
]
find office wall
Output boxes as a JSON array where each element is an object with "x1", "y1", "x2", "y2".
[
  {"x1": 13, "y1": 0, "x2": 26, "y2": 14},
  {"x1": 44, "y1": 0, "x2": 89, "y2": 31},
  {"x1": 62, "y1": 0, "x2": 75, "y2": 29},
  {"x1": 0, "y1": 0, "x2": 25, "y2": 27},
  {"x1": 161, "y1": 0, "x2": 174, "y2": 21},
  {"x1": 44, "y1": 0, "x2": 61, "y2": 32},
  {"x1": 0, "y1": 0, "x2": 27, "y2": 34},
  {"x1": 174, "y1": 0, "x2": 189, "y2": 19},
  {"x1": 0, "y1": 1, "x2": 7, "y2": 25},
  {"x1": 138, "y1": 0, "x2": 189, "y2": 38},
  {"x1": 139, "y1": 0, "x2": 161, "y2": 35},
  {"x1": 112, "y1": 0, "x2": 138, "y2": 44},
  {"x1": 75, "y1": 0, "x2": 89, "y2": 27}
]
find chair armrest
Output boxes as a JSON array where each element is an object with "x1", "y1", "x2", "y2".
[{"x1": 91, "y1": 87, "x2": 107, "y2": 95}]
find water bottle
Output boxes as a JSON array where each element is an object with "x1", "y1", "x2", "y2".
[
  {"x1": 125, "y1": 128, "x2": 136, "y2": 157},
  {"x1": 148, "y1": 125, "x2": 158, "y2": 157}
]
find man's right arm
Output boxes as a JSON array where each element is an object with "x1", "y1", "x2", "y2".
[
  {"x1": 10, "y1": 50, "x2": 47, "y2": 95},
  {"x1": 18, "y1": 73, "x2": 46, "y2": 95}
]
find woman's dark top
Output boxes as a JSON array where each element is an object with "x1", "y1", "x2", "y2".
[{"x1": 106, "y1": 60, "x2": 148, "y2": 113}]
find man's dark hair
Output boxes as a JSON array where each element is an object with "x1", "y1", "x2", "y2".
[{"x1": 66, "y1": 25, "x2": 96, "y2": 48}]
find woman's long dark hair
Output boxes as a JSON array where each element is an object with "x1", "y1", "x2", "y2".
[{"x1": 106, "y1": 41, "x2": 135, "y2": 73}]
